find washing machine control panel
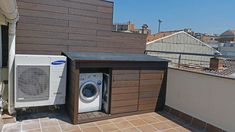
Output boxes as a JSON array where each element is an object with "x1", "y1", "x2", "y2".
[{"x1": 80, "y1": 73, "x2": 103, "y2": 87}]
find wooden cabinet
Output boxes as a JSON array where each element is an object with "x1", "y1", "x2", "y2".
[
  {"x1": 139, "y1": 70, "x2": 164, "y2": 112},
  {"x1": 111, "y1": 69, "x2": 165, "y2": 114},
  {"x1": 64, "y1": 51, "x2": 168, "y2": 124},
  {"x1": 111, "y1": 70, "x2": 139, "y2": 114}
]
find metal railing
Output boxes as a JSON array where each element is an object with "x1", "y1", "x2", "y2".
[{"x1": 145, "y1": 50, "x2": 234, "y2": 72}]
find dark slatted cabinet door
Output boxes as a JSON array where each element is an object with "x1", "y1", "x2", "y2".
[
  {"x1": 111, "y1": 70, "x2": 139, "y2": 114},
  {"x1": 139, "y1": 70, "x2": 164, "y2": 112}
]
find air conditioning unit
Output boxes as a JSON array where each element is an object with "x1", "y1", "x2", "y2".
[{"x1": 14, "y1": 54, "x2": 67, "y2": 108}]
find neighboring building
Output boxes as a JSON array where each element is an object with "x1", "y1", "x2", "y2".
[
  {"x1": 146, "y1": 31, "x2": 221, "y2": 67},
  {"x1": 112, "y1": 21, "x2": 135, "y2": 32},
  {"x1": 213, "y1": 30, "x2": 235, "y2": 57},
  {"x1": 218, "y1": 42, "x2": 235, "y2": 56},
  {"x1": 217, "y1": 30, "x2": 235, "y2": 43},
  {"x1": 147, "y1": 31, "x2": 175, "y2": 42},
  {"x1": 147, "y1": 29, "x2": 220, "y2": 44},
  {"x1": 147, "y1": 28, "x2": 193, "y2": 42},
  {"x1": 113, "y1": 21, "x2": 151, "y2": 34},
  {"x1": 195, "y1": 33, "x2": 219, "y2": 43}
]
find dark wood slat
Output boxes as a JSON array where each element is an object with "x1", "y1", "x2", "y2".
[
  {"x1": 140, "y1": 73, "x2": 164, "y2": 80},
  {"x1": 111, "y1": 87, "x2": 138, "y2": 94},
  {"x1": 112, "y1": 74, "x2": 139, "y2": 81},
  {"x1": 17, "y1": 30, "x2": 68, "y2": 39},
  {"x1": 69, "y1": 34, "x2": 97, "y2": 41},
  {"x1": 68, "y1": 0, "x2": 113, "y2": 7},
  {"x1": 139, "y1": 104, "x2": 156, "y2": 111},
  {"x1": 16, "y1": 50, "x2": 61, "y2": 55},
  {"x1": 17, "y1": 23, "x2": 67, "y2": 33},
  {"x1": 138, "y1": 70, "x2": 165, "y2": 112},
  {"x1": 16, "y1": 37, "x2": 96, "y2": 46},
  {"x1": 140, "y1": 80, "x2": 162, "y2": 86},
  {"x1": 78, "y1": 111, "x2": 109, "y2": 123},
  {"x1": 17, "y1": 1, "x2": 68, "y2": 14},
  {"x1": 68, "y1": 14, "x2": 97, "y2": 23},
  {"x1": 66, "y1": 60, "x2": 79, "y2": 124},
  {"x1": 18, "y1": 0, "x2": 97, "y2": 11},
  {"x1": 140, "y1": 70, "x2": 165, "y2": 74},
  {"x1": 98, "y1": 18, "x2": 112, "y2": 25},
  {"x1": 112, "y1": 70, "x2": 139, "y2": 75},
  {"x1": 139, "y1": 98, "x2": 157, "y2": 105},
  {"x1": 19, "y1": 16, "x2": 68, "y2": 27},
  {"x1": 111, "y1": 105, "x2": 138, "y2": 114},
  {"x1": 139, "y1": 85, "x2": 161, "y2": 92},
  {"x1": 139, "y1": 91, "x2": 159, "y2": 99},
  {"x1": 69, "y1": 21, "x2": 112, "y2": 31},
  {"x1": 112, "y1": 80, "x2": 139, "y2": 88},
  {"x1": 69, "y1": 8, "x2": 112, "y2": 19},
  {"x1": 19, "y1": 8, "x2": 68, "y2": 20},
  {"x1": 112, "y1": 93, "x2": 138, "y2": 101},
  {"x1": 16, "y1": 43, "x2": 68, "y2": 52},
  {"x1": 111, "y1": 69, "x2": 140, "y2": 115},
  {"x1": 97, "y1": 6, "x2": 113, "y2": 13},
  {"x1": 111, "y1": 99, "x2": 138, "y2": 108}
]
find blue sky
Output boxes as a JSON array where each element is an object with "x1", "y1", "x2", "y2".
[{"x1": 113, "y1": 0, "x2": 235, "y2": 35}]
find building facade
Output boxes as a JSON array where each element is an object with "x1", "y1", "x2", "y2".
[
  {"x1": 217, "y1": 30, "x2": 235, "y2": 43},
  {"x1": 14, "y1": 1, "x2": 147, "y2": 55},
  {"x1": 146, "y1": 31, "x2": 221, "y2": 67},
  {"x1": 113, "y1": 21, "x2": 151, "y2": 34}
]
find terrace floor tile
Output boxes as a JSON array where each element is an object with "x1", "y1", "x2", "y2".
[{"x1": 1, "y1": 112, "x2": 198, "y2": 132}]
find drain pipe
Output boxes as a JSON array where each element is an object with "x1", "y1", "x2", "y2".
[
  {"x1": 0, "y1": 0, "x2": 19, "y2": 114},
  {"x1": 8, "y1": 23, "x2": 17, "y2": 114}
]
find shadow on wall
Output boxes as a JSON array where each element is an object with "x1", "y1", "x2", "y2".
[{"x1": 156, "y1": 69, "x2": 168, "y2": 111}]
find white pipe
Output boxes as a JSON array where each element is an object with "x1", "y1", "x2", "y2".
[
  {"x1": 0, "y1": 0, "x2": 19, "y2": 115},
  {"x1": 0, "y1": 25, "x2": 2, "y2": 81},
  {"x1": 8, "y1": 23, "x2": 16, "y2": 114},
  {"x1": 0, "y1": 26, "x2": 2, "y2": 67}
]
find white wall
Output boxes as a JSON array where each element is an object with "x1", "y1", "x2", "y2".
[{"x1": 166, "y1": 68, "x2": 235, "y2": 132}]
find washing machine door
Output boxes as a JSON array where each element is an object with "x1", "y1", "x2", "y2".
[{"x1": 80, "y1": 82, "x2": 99, "y2": 103}]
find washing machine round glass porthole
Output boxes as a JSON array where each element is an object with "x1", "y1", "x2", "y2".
[{"x1": 80, "y1": 82, "x2": 99, "y2": 103}]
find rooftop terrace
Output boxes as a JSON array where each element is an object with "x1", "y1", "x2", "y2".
[{"x1": 1, "y1": 112, "x2": 195, "y2": 132}]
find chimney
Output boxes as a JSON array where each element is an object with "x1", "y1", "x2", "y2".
[
  {"x1": 209, "y1": 57, "x2": 224, "y2": 70},
  {"x1": 141, "y1": 24, "x2": 148, "y2": 34},
  {"x1": 127, "y1": 21, "x2": 135, "y2": 31}
]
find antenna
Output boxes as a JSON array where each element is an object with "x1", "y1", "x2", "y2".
[{"x1": 158, "y1": 19, "x2": 163, "y2": 33}]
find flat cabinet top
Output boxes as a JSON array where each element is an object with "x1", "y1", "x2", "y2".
[{"x1": 63, "y1": 51, "x2": 169, "y2": 62}]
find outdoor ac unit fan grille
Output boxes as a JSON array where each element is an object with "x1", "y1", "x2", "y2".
[{"x1": 16, "y1": 65, "x2": 50, "y2": 102}]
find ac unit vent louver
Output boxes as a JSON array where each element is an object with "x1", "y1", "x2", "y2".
[{"x1": 16, "y1": 66, "x2": 50, "y2": 102}]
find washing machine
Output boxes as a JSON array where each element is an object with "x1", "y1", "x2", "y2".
[{"x1": 79, "y1": 73, "x2": 103, "y2": 113}]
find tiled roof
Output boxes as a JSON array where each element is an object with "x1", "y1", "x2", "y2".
[
  {"x1": 220, "y1": 30, "x2": 235, "y2": 38},
  {"x1": 147, "y1": 32, "x2": 176, "y2": 42}
]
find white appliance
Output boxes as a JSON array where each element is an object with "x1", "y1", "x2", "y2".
[
  {"x1": 79, "y1": 73, "x2": 103, "y2": 113},
  {"x1": 14, "y1": 54, "x2": 67, "y2": 108}
]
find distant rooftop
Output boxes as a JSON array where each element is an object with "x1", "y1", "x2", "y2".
[{"x1": 220, "y1": 30, "x2": 235, "y2": 38}]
